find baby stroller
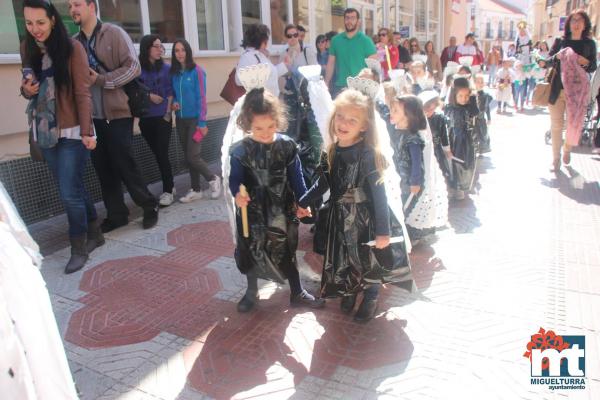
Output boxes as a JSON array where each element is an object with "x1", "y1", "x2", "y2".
[{"x1": 544, "y1": 69, "x2": 600, "y2": 146}]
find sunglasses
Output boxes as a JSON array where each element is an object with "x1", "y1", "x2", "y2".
[
  {"x1": 286, "y1": 32, "x2": 299, "y2": 39},
  {"x1": 378, "y1": 32, "x2": 388, "y2": 36}
]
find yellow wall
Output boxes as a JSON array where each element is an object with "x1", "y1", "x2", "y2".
[{"x1": 0, "y1": 55, "x2": 237, "y2": 161}]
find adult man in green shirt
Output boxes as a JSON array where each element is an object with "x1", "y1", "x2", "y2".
[{"x1": 325, "y1": 8, "x2": 378, "y2": 97}]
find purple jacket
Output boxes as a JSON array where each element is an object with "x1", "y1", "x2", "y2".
[{"x1": 139, "y1": 62, "x2": 173, "y2": 118}]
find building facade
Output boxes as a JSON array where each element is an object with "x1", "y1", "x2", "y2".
[
  {"x1": 0, "y1": 0, "x2": 450, "y2": 161},
  {"x1": 530, "y1": 0, "x2": 600, "y2": 44},
  {"x1": 471, "y1": 0, "x2": 526, "y2": 56}
]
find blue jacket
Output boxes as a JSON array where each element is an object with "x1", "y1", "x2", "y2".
[{"x1": 171, "y1": 65, "x2": 207, "y2": 127}]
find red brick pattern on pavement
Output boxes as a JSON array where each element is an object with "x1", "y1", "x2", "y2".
[{"x1": 66, "y1": 219, "x2": 422, "y2": 398}]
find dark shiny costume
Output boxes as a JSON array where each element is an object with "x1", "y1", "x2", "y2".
[
  {"x1": 444, "y1": 97, "x2": 479, "y2": 191},
  {"x1": 427, "y1": 112, "x2": 452, "y2": 184},
  {"x1": 474, "y1": 90, "x2": 492, "y2": 153},
  {"x1": 389, "y1": 129, "x2": 430, "y2": 240},
  {"x1": 299, "y1": 141, "x2": 413, "y2": 297},
  {"x1": 229, "y1": 135, "x2": 300, "y2": 284},
  {"x1": 283, "y1": 72, "x2": 323, "y2": 224}
]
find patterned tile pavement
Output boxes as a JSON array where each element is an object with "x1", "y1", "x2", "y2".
[{"x1": 32, "y1": 105, "x2": 600, "y2": 399}]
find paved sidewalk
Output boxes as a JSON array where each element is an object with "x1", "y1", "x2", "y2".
[{"x1": 33, "y1": 106, "x2": 600, "y2": 399}]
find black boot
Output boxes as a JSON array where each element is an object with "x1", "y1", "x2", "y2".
[
  {"x1": 237, "y1": 292, "x2": 258, "y2": 313},
  {"x1": 65, "y1": 235, "x2": 88, "y2": 274},
  {"x1": 100, "y1": 218, "x2": 128, "y2": 233},
  {"x1": 143, "y1": 206, "x2": 159, "y2": 229},
  {"x1": 340, "y1": 294, "x2": 357, "y2": 314},
  {"x1": 86, "y1": 219, "x2": 105, "y2": 253},
  {"x1": 354, "y1": 298, "x2": 378, "y2": 323}
]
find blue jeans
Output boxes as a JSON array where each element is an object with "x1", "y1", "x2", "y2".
[
  {"x1": 42, "y1": 138, "x2": 97, "y2": 237},
  {"x1": 487, "y1": 64, "x2": 498, "y2": 86},
  {"x1": 514, "y1": 81, "x2": 528, "y2": 108}
]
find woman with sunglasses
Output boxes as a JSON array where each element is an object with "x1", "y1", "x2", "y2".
[
  {"x1": 138, "y1": 34, "x2": 175, "y2": 206},
  {"x1": 408, "y1": 37, "x2": 425, "y2": 58},
  {"x1": 316, "y1": 34, "x2": 329, "y2": 77},
  {"x1": 376, "y1": 28, "x2": 399, "y2": 80},
  {"x1": 539, "y1": 9, "x2": 597, "y2": 171}
]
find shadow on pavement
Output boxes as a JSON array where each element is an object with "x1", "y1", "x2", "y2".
[
  {"x1": 448, "y1": 196, "x2": 482, "y2": 234},
  {"x1": 187, "y1": 290, "x2": 414, "y2": 399},
  {"x1": 541, "y1": 167, "x2": 600, "y2": 205}
]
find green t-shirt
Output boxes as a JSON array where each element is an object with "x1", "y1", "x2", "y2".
[{"x1": 329, "y1": 31, "x2": 377, "y2": 88}]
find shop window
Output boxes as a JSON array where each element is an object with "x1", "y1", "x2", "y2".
[
  {"x1": 148, "y1": 0, "x2": 184, "y2": 43},
  {"x1": 99, "y1": 0, "x2": 143, "y2": 43},
  {"x1": 270, "y1": 0, "x2": 290, "y2": 45},
  {"x1": 197, "y1": 0, "x2": 225, "y2": 50}
]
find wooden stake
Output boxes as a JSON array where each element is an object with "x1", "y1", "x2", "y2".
[{"x1": 239, "y1": 184, "x2": 249, "y2": 238}]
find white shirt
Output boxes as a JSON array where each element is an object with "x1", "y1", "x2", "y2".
[{"x1": 235, "y1": 48, "x2": 288, "y2": 97}]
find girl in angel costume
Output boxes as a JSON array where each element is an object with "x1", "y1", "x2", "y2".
[
  {"x1": 297, "y1": 66, "x2": 419, "y2": 322},
  {"x1": 221, "y1": 64, "x2": 325, "y2": 313}
]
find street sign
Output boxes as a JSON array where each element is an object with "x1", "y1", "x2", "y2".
[{"x1": 399, "y1": 25, "x2": 410, "y2": 38}]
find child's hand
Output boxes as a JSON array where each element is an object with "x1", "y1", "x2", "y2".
[
  {"x1": 445, "y1": 150, "x2": 453, "y2": 159},
  {"x1": 410, "y1": 185, "x2": 421, "y2": 194},
  {"x1": 235, "y1": 191, "x2": 250, "y2": 208},
  {"x1": 375, "y1": 235, "x2": 390, "y2": 249},
  {"x1": 296, "y1": 206, "x2": 312, "y2": 219},
  {"x1": 171, "y1": 102, "x2": 181, "y2": 111}
]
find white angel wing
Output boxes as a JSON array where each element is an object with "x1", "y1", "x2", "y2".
[
  {"x1": 299, "y1": 65, "x2": 333, "y2": 149},
  {"x1": 404, "y1": 123, "x2": 448, "y2": 230},
  {"x1": 221, "y1": 94, "x2": 247, "y2": 244},
  {"x1": 374, "y1": 109, "x2": 412, "y2": 253},
  {"x1": 589, "y1": 69, "x2": 600, "y2": 105}
]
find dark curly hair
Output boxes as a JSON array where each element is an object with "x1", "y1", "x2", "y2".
[
  {"x1": 394, "y1": 95, "x2": 427, "y2": 132},
  {"x1": 563, "y1": 9, "x2": 592, "y2": 39},
  {"x1": 236, "y1": 88, "x2": 288, "y2": 133},
  {"x1": 241, "y1": 24, "x2": 270, "y2": 50}
]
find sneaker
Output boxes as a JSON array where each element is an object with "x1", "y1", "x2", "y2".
[
  {"x1": 592, "y1": 148, "x2": 600, "y2": 155},
  {"x1": 100, "y1": 218, "x2": 128, "y2": 233},
  {"x1": 290, "y1": 290, "x2": 326, "y2": 309},
  {"x1": 209, "y1": 176, "x2": 222, "y2": 199},
  {"x1": 159, "y1": 189, "x2": 175, "y2": 207},
  {"x1": 179, "y1": 189, "x2": 203, "y2": 203}
]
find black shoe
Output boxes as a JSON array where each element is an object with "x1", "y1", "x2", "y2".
[
  {"x1": 340, "y1": 294, "x2": 357, "y2": 314},
  {"x1": 65, "y1": 235, "x2": 89, "y2": 274},
  {"x1": 353, "y1": 298, "x2": 378, "y2": 323},
  {"x1": 237, "y1": 293, "x2": 258, "y2": 313},
  {"x1": 290, "y1": 290, "x2": 326, "y2": 309},
  {"x1": 100, "y1": 218, "x2": 128, "y2": 233},
  {"x1": 86, "y1": 219, "x2": 106, "y2": 253},
  {"x1": 143, "y1": 207, "x2": 159, "y2": 229}
]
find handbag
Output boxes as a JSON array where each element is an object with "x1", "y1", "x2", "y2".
[
  {"x1": 28, "y1": 129, "x2": 44, "y2": 162},
  {"x1": 220, "y1": 68, "x2": 246, "y2": 105},
  {"x1": 531, "y1": 67, "x2": 556, "y2": 107},
  {"x1": 220, "y1": 54, "x2": 262, "y2": 105}
]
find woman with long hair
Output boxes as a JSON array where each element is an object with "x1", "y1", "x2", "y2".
[
  {"x1": 20, "y1": 0, "x2": 102, "y2": 274},
  {"x1": 408, "y1": 37, "x2": 424, "y2": 57},
  {"x1": 376, "y1": 28, "x2": 399, "y2": 80},
  {"x1": 540, "y1": 9, "x2": 597, "y2": 171},
  {"x1": 138, "y1": 34, "x2": 175, "y2": 206},
  {"x1": 170, "y1": 39, "x2": 221, "y2": 203},
  {"x1": 424, "y1": 40, "x2": 442, "y2": 82}
]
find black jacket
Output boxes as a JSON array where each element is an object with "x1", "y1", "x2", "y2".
[{"x1": 547, "y1": 37, "x2": 597, "y2": 105}]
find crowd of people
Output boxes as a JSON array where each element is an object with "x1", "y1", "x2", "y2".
[{"x1": 18, "y1": 0, "x2": 599, "y2": 324}]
